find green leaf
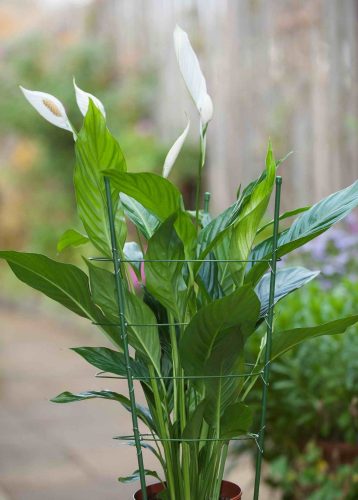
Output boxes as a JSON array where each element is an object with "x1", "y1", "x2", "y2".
[
  {"x1": 87, "y1": 262, "x2": 161, "y2": 373},
  {"x1": 197, "y1": 167, "x2": 267, "y2": 261},
  {"x1": 197, "y1": 199, "x2": 240, "y2": 262},
  {"x1": 57, "y1": 229, "x2": 89, "y2": 253},
  {"x1": 103, "y1": 170, "x2": 182, "y2": 222},
  {"x1": 247, "y1": 180, "x2": 358, "y2": 285},
  {"x1": 51, "y1": 390, "x2": 155, "y2": 430},
  {"x1": 180, "y1": 285, "x2": 260, "y2": 377},
  {"x1": 51, "y1": 390, "x2": 122, "y2": 403},
  {"x1": 182, "y1": 400, "x2": 207, "y2": 440},
  {"x1": 123, "y1": 291, "x2": 162, "y2": 373},
  {"x1": 174, "y1": 210, "x2": 197, "y2": 260},
  {"x1": 255, "y1": 267, "x2": 319, "y2": 318},
  {"x1": 212, "y1": 227, "x2": 235, "y2": 296},
  {"x1": 120, "y1": 193, "x2": 160, "y2": 240},
  {"x1": 227, "y1": 141, "x2": 276, "y2": 283},
  {"x1": 145, "y1": 215, "x2": 187, "y2": 319},
  {"x1": 0, "y1": 251, "x2": 121, "y2": 345},
  {"x1": 196, "y1": 142, "x2": 276, "y2": 279},
  {"x1": 257, "y1": 206, "x2": 310, "y2": 235},
  {"x1": 180, "y1": 286, "x2": 259, "y2": 419},
  {"x1": 204, "y1": 355, "x2": 247, "y2": 426},
  {"x1": 74, "y1": 101, "x2": 127, "y2": 257},
  {"x1": 220, "y1": 402, "x2": 253, "y2": 439},
  {"x1": 118, "y1": 469, "x2": 161, "y2": 484},
  {"x1": 0, "y1": 251, "x2": 96, "y2": 319},
  {"x1": 124, "y1": 241, "x2": 143, "y2": 279},
  {"x1": 271, "y1": 315, "x2": 358, "y2": 360},
  {"x1": 71, "y1": 347, "x2": 149, "y2": 383},
  {"x1": 196, "y1": 253, "x2": 223, "y2": 304},
  {"x1": 237, "y1": 169, "x2": 268, "y2": 207}
]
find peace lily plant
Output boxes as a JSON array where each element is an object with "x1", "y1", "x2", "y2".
[{"x1": 2, "y1": 26, "x2": 358, "y2": 500}]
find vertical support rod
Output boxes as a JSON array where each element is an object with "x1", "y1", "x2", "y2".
[
  {"x1": 253, "y1": 176, "x2": 282, "y2": 500},
  {"x1": 104, "y1": 177, "x2": 148, "y2": 500},
  {"x1": 204, "y1": 192, "x2": 211, "y2": 213}
]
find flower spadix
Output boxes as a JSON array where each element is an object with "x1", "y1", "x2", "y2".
[
  {"x1": 73, "y1": 78, "x2": 106, "y2": 118},
  {"x1": 19, "y1": 86, "x2": 73, "y2": 132},
  {"x1": 162, "y1": 118, "x2": 190, "y2": 178},
  {"x1": 173, "y1": 25, "x2": 213, "y2": 126}
]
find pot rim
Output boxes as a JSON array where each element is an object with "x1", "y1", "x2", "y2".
[{"x1": 133, "y1": 479, "x2": 242, "y2": 499}]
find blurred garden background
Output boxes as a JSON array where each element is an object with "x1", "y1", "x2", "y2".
[{"x1": 0, "y1": 0, "x2": 357, "y2": 499}]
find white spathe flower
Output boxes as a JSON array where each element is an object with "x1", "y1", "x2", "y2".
[
  {"x1": 73, "y1": 78, "x2": 106, "y2": 118},
  {"x1": 19, "y1": 86, "x2": 73, "y2": 132},
  {"x1": 162, "y1": 118, "x2": 190, "y2": 178},
  {"x1": 199, "y1": 94, "x2": 213, "y2": 129},
  {"x1": 173, "y1": 25, "x2": 213, "y2": 126}
]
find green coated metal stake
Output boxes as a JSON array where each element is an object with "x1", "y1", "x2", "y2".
[
  {"x1": 204, "y1": 191, "x2": 211, "y2": 213},
  {"x1": 253, "y1": 176, "x2": 282, "y2": 500},
  {"x1": 104, "y1": 177, "x2": 148, "y2": 500}
]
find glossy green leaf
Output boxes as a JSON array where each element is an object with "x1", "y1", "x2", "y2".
[
  {"x1": 0, "y1": 251, "x2": 121, "y2": 346},
  {"x1": 196, "y1": 253, "x2": 223, "y2": 304},
  {"x1": 220, "y1": 402, "x2": 253, "y2": 439},
  {"x1": 204, "y1": 356, "x2": 247, "y2": 426},
  {"x1": 51, "y1": 390, "x2": 155, "y2": 430},
  {"x1": 235, "y1": 149, "x2": 289, "y2": 204},
  {"x1": 272, "y1": 315, "x2": 358, "y2": 360},
  {"x1": 197, "y1": 143, "x2": 276, "y2": 274},
  {"x1": 180, "y1": 286, "x2": 260, "y2": 378},
  {"x1": 103, "y1": 170, "x2": 182, "y2": 222},
  {"x1": 0, "y1": 251, "x2": 96, "y2": 319},
  {"x1": 87, "y1": 262, "x2": 161, "y2": 373},
  {"x1": 256, "y1": 267, "x2": 319, "y2": 318},
  {"x1": 57, "y1": 229, "x2": 89, "y2": 253},
  {"x1": 118, "y1": 469, "x2": 162, "y2": 484},
  {"x1": 197, "y1": 199, "x2": 240, "y2": 261},
  {"x1": 120, "y1": 193, "x2": 160, "y2": 240},
  {"x1": 186, "y1": 209, "x2": 212, "y2": 228},
  {"x1": 247, "y1": 180, "x2": 358, "y2": 285},
  {"x1": 71, "y1": 347, "x2": 149, "y2": 384},
  {"x1": 182, "y1": 400, "x2": 207, "y2": 440},
  {"x1": 145, "y1": 215, "x2": 187, "y2": 319},
  {"x1": 213, "y1": 227, "x2": 235, "y2": 296},
  {"x1": 257, "y1": 206, "x2": 310, "y2": 235},
  {"x1": 51, "y1": 389, "x2": 123, "y2": 403},
  {"x1": 74, "y1": 101, "x2": 127, "y2": 257},
  {"x1": 180, "y1": 286, "x2": 259, "y2": 419},
  {"x1": 123, "y1": 291, "x2": 162, "y2": 373},
  {"x1": 237, "y1": 169, "x2": 267, "y2": 208},
  {"x1": 124, "y1": 241, "x2": 143, "y2": 279},
  {"x1": 227, "y1": 142, "x2": 276, "y2": 283},
  {"x1": 174, "y1": 210, "x2": 197, "y2": 260}
]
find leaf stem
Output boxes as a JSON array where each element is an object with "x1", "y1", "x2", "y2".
[
  {"x1": 195, "y1": 124, "x2": 208, "y2": 231},
  {"x1": 213, "y1": 443, "x2": 228, "y2": 499},
  {"x1": 169, "y1": 315, "x2": 179, "y2": 424},
  {"x1": 171, "y1": 319, "x2": 191, "y2": 499},
  {"x1": 149, "y1": 366, "x2": 176, "y2": 499}
]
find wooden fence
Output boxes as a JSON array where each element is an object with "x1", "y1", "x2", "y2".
[{"x1": 89, "y1": 0, "x2": 358, "y2": 212}]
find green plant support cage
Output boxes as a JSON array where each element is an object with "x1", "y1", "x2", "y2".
[{"x1": 92, "y1": 175, "x2": 282, "y2": 500}]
